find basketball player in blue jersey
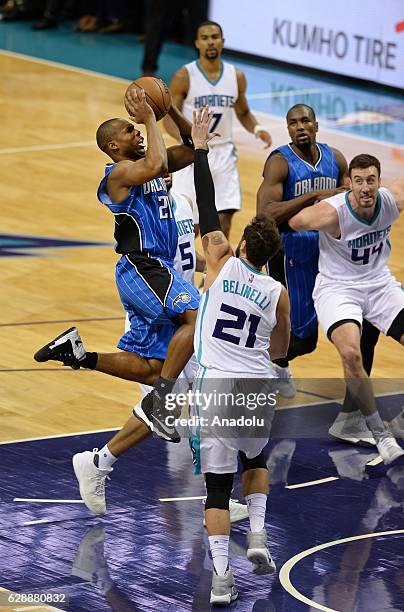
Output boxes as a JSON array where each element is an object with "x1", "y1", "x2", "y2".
[
  {"x1": 257, "y1": 104, "x2": 382, "y2": 445},
  {"x1": 164, "y1": 20, "x2": 272, "y2": 238},
  {"x1": 35, "y1": 88, "x2": 200, "y2": 443}
]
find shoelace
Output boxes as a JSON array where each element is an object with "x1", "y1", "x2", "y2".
[
  {"x1": 91, "y1": 473, "x2": 110, "y2": 497},
  {"x1": 89, "y1": 448, "x2": 110, "y2": 496}
]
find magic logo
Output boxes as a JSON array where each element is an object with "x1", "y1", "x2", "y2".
[{"x1": 0, "y1": 234, "x2": 111, "y2": 257}]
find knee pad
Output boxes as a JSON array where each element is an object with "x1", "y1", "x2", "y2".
[
  {"x1": 387, "y1": 308, "x2": 404, "y2": 343},
  {"x1": 239, "y1": 450, "x2": 267, "y2": 473},
  {"x1": 205, "y1": 472, "x2": 234, "y2": 510}
]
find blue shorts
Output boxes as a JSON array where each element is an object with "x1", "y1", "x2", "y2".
[
  {"x1": 116, "y1": 254, "x2": 200, "y2": 359},
  {"x1": 282, "y1": 231, "x2": 319, "y2": 339},
  {"x1": 267, "y1": 231, "x2": 319, "y2": 339}
]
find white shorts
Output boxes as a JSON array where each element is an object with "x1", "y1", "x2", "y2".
[
  {"x1": 189, "y1": 366, "x2": 275, "y2": 474},
  {"x1": 313, "y1": 271, "x2": 404, "y2": 337},
  {"x1": 172, "y1": 143, "x2": 241, "y2": 223}
]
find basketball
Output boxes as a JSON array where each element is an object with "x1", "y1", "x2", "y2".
[{"x1": 125, "y1": 76, "x2": 171, "y2": 121}]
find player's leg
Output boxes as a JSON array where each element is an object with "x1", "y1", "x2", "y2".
[
  {"x1": 331, "y1": 319, "x2": 380, "y2": 446},
  {"x1": 204, "y1": 472, "x2": 238, "y2": 605},
  {"x1": 217, "y1": 211, "x2": 234, "y2": 239},
  {"x1": 330, "y1": 322, "x2": 403, "y2": 464},
  {"x1": 269, "y1": 237, "x2": 319, "y2": 398},
  {"x1": 315, "y1": 278, "x2": 403, "y2": 463},
  {"x1": 240, "y1": 451, "x2": 276, "y2": 574},
  {"x1": 134, "y1": 269, "x2": 200, "y2": 442}
]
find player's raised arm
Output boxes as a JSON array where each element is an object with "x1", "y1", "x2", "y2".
[
  {"x1": 389, "y1": 176, "x2": 404, "y2": 213},
  {"x1": 108, "y1": 88, "x2": 168, "y2": 198},
  {"x1": 192, "y1": 107, "x2": 233, "y2": 276},
  {"x1": 288, "y1": 200, "x2": 340, "y2": 235}
]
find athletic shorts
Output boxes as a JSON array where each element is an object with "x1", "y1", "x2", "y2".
[
  {"x1": 117, "y1": 254, "x2": 200, "y2": 359},
  {"x1": 313, "y1": 271, "x2": 404, "y2": 337},
  {"x1": 189, "y1": 366, "x2": 275, "y2": 475},
  {"x1": 268, "y1": 231, "x2": 319, "y2": 339},
  {"x1": 172, "y1": 143, "x2": 241, "y2": 223}
]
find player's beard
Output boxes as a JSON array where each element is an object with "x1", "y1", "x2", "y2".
[{"x1": 205, "y1": 48, "x2": 219, "y2": 59}]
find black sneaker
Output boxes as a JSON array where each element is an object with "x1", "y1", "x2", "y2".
[
  {"x1": 133, "y1": 390, "x2": 180, "y2": 443},
  {"x1": 34, "y1": 327, "x2": 85, "y2": 369}
]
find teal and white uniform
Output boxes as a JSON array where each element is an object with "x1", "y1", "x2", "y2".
[
  {"x1": 172, "y1": 60, "x2": 241, "y2": 221},
  {"x1": 314, "y1": 187, "x2": 404, "y2": 335},
  {"x1": 191, "y1": 257, "x2": 282, "y2": 474}
]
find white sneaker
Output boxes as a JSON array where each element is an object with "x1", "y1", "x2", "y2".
[
  {"x1": 229, "y1": 499, "x2": 249, "y2": 523},
  {"x1": 72, "y1": 449, "x2": 111, "y2": 515},
  {"x1": 203, "y1": 499, "x2": 248, "y2": 527},
  {"x1": 386, "y1": 409, "x2": 404, "y2": 441},
  {"x1": 329, "y1": 410, "x2": 376, "y2": 446},
  {"x1": 210, "y1": 567, "x2": 238, "y2": 606},
  {"x1": 376, "y1": 437, "x2": 404, "y2": 465},
  {"x1": 271, "y1": 363, "x2": 296, "y2": 399},
  {"x1": 246, "y1": 528, "x2": 276, "y2": 575}
]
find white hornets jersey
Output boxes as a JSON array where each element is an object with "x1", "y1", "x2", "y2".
[
  {"x1": 194, "y1": 257, "x2": 282, "y2": 375},
  {"x1": 319, "y1": 188, "x2": 399, "y2": 282},
  {"x1": 172, "y1": 191, "x2": 196, "y2": 284},
  {"x1": 182, "y1": 60, "x2": 238, "y2": 146}
]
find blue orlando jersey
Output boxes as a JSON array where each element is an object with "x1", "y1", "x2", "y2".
[
  {"x1": 97, "y1": 164, "x2": 178, "y2": 263},
  {"x1": 271, "y1": 143, "x2": 339, "y2": 233}
]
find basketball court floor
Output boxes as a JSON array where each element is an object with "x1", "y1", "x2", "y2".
[{"x1": 0, "y1": 20, "x2": 403, "y2": 612}]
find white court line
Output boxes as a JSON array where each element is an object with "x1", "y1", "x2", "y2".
[
  {"x1": 0, "y1": 427, "x2": 120, "y2": 445},
  {"x1": 14, "y1": 498, "x2": 84, "y2": 504},
  {"x1": 1, "y1": 49, "x2": 403, "y2": 150},
  {"x1": 286, "y1": 476, "x2": 339, "y2": 490},
  {"x1": 0, "y1": 141, "x2": 95, "y2": 155},
  {"x1": 279, "y1": 529, "x2": 404, "y2": 612},
  {"x1": 23, "y1": 519, "x2": 51, "y2": 526},
  {"x1": 159, "y1": 495, "x2": 206, "y2": 502},
  {"x1": 366, "y1": 456, "x2": 384, "y2": 467}
]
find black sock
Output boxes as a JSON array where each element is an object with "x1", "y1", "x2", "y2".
[
  {"x1": 154, "y1": 376, "x2": 176, "y2": 396},
  {"x1": 273, "y1": 358, "x2": 289, "y2": 368},
  {"x1": 80, "y1": 352, "x2": 98, "y2": 369}
]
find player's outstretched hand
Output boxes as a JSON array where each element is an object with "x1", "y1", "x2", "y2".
[
  {"x1": 191, "y1": 107, "x2": 219, "y2": 150},
  {"x1": 124, "y1": 87, "x2": 154, "y2": 124},
  {"x1": 256, "y1": 128, "x2": 272, "y2": 148}
]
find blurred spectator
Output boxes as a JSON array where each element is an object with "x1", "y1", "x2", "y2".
[
  {"x1": 0, "y1": 0, "x2": 45, "y2": 21},
  {"x1": 142, "y1": 0, "x2": 208, "y2": 75},
  {"x1": 74, "y1": 0, "x2": 138, "y2": 33},
  {"x1": 32, "y1": 0, "x2": 77, "y2": 29}
]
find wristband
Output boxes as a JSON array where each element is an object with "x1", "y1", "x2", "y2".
[
  {"x1": 253, "y1": 124, "x2": 265, "y2": 136},
  {"x1": 180, "y1": 133, "x2": 194, "y2": 148}
]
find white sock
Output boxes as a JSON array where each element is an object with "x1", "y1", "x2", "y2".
[
  {"x1": 96, "y1": 445, "x2": 117, "y2": 470},
  {"x1": 246, "y1": 493, "x2": 267, "y2": 532},
  {"x1": 208, "y1": 535, "x2": 229, "y2": 576}
]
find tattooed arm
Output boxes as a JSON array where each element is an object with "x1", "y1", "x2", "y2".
[{"x1": 192, "y1": 108, "x2": 233, "y2": 285}]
